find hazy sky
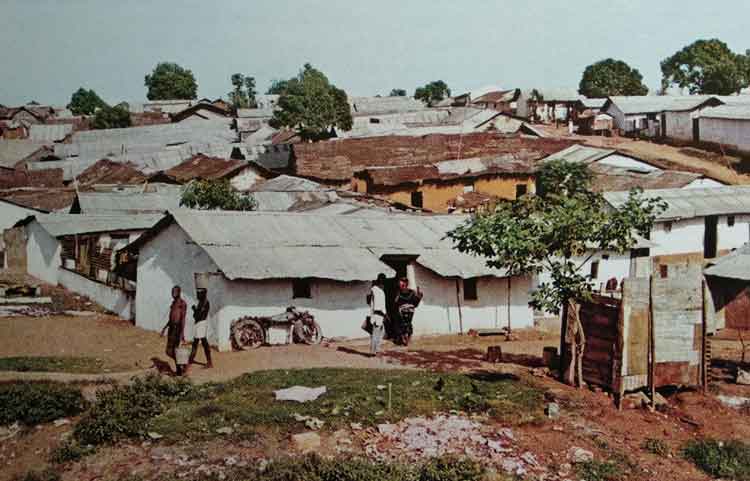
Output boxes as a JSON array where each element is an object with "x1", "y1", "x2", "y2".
[{"x1": 2, "y1": 0, "x2": 749, "y2": 105}]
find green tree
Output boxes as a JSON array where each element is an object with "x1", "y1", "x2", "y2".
[
  {"x1": 661, "y1": 39, "x2": 748, "y2": 95},
  {"x1": 414, "y1": 81, "x2": 451, "y2": 106},
  {"x1": 448, "y1": 161, "x2": 665, "y2": 383},
  {"x1": 267, "y1": 79, "x2": 290, "y2": 95},
  {"x1": 180, "y1": 179, "x2": 256, "y2": 211},
  {"x1": 228, "y1": 73, "x2": 257, "y2": 109},
  {"x1": 269, "y1": 63, "x2": 353, "y2": 141},
  {"x1": 389, "y1": 88, "x2": 407, "y2": 97},
  {"x1": 579, "y1": 58, "x2": 649, "y2": 98},
  {"x1": 91, "y1": 104, "x2": 131, "y2": 129},
  {"x1": 144, "y1": 62, "x2": 198, "y2": 100},
  {"x1": 67, "y1": 88, "x2": 107, "y2": 115}
]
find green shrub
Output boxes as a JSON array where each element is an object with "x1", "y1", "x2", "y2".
[
  {"x1": 683, "y1": 439, "x2": 750, "y2": 480},
  {"x1": 642, "y1": 437, "x2": 670, "y2": 457},
  {"x1": 420, "y1": 457, "x2": 485, "y2": 481},
  {"x1": 13, "y1": 469, "x2": 61, "y2": 481},
  {"x1": 0, "y1": 381, "x2": 87, "y2": 426},
  {"x1": 576, "y1": 460, "x2": 624, "y2": 481},
  {"x1": 50, "y1": 439, "x2": 96, "y2": 464},
  {"x1": 74, "y1": 374, "x2": 195, "y2": 445}
]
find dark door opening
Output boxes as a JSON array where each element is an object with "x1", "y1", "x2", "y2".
[
  {"x1": 693, "y1": 118, "x2": 700, "y2": 143},
  {"x1": 379, "y1": 255, "x2": 415, "y2": 338},
  {"x1": 661, "y1": 113, "x2": 667, "y2": 138},
  {"x1": 705, "y1": 215, "x2": 718, "y2": 258}
]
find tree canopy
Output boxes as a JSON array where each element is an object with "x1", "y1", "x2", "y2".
[
  {"x1": 389, "y1": 88, "x2": 407, "y2": 97},
  {"x1": 228, "y1": 73, "x2": 257, "y2": 109},
  {"x1": 268, "y1": 63, "x2": 353, "y2": 141},
  {"x1": 144, "y1": 62, "x2": 198, "y2": 100},
  {"x1": 180, "y1": 179, "x2": 256, "y2": 211},
  {"x1": 661, "y1": 39, "x2": 750, "y2": 95},
  {"x1": 448, "y1": 160, "x2": 665, "y2": 314},
  {"x1": 91, "y1": 104, "x2": 131, "y2": 130},
  {"x1": 266, "y1": 79, "x2": 290, "y2": 95},
  {"x1": 67, "y1": 88, "x2": 107, "y2": 115},
  {"x1": 414, "y1": 81, "x2": 451, "y2": 106},
  {"x1": 579, "y1": 58, "x2": 649, "y2": 98}
]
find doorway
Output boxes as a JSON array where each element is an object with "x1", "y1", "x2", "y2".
[
  {"x1": 704, "y1": 216, "x2": 718, "y2": 258},
  {"x1": 693, "y1": 118, "x2": 700, "y2": 143},
  {"x1": 379, "y1": 255, "x2": 417, "y2": 338}
]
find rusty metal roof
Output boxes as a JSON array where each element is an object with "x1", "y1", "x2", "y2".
[{"x1": 604, "y1": 185, "x2": 750, "y2": 220}]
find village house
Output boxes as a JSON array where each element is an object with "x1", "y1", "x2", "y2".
[
  {"x1": 602, "y1": 95, "x2": 722, "y2": 138},
  {"x1": 292, "y1": 133, "x2": 576, "y2": 188},
  {"x1": 120, "y1": 210, "x2": 535, "y2": 351},
  {"x1": 695, "y1": 104, "x2": 750, "y2": 155},
  {"x1": 516, "y1": 88, "x2": 583, "y2": 123},
  {"x1": 146, "y1": 153, "x2": 271, "y2": 191},
  {"x1": 0, "y1": 198, "x2": 47, "y2": 269},
  {"x1": 704, "y1": 243, "x2": 750, "y2": 331},
  {"x1": 604, "y1": 186, "x2": 750, "y2": 277},
  {"x1": 470, "y1": 89, "x2": 521, "y2": 114},
  {"x1": 7, "y1": 214, "x2": 162, "y2": 318},
  {"x1": 170, "y1": 103, "x2": 231, "y2": 123},
  {"x1": 352, "y1": 156, "x2": 537, "y2": 212}
]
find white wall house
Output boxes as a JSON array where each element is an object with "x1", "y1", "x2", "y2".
[
  {"x1": 605, "y1": 186, "x2": 750, "y2": 273},
  {"x1": 124, "y1": 211, "x2": 535, "y2": 351},
  {"x1": 12, "y1": 214, "x2": 162, "y2": 318},
  {"x1": 603, "y1": 96, "x2": 722, "y2": 137},
  {"x1": 0, "y1": 199, "x2": 46, "y2": 267},
  {"x1": 697, "y1": 105, "x2": 750, "y2": 155}
]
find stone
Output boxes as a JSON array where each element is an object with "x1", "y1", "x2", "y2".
[
  {"x1": 350, "y1": 422, "x2": 363, "y2": 430},
  {"x1": 147, "y1": 432, "x2": 164, "y2": 440},
  {"x1": 653, "y1": 392, "x2": 668, "y2": 407},
  {"x1": 274, "y1": 386, "x2": 327, "y2": 402},
  {"x1": 622, "y1": 391, "x2": 650, "y2": 409},
  {"x1": 567, "y1": 447, "x2": 594, "y2": 464},
  {"x1": 545, "y1": 402, "x2": 560, "y2": 419},
  {"x1": 292, "y1": 432, "x2": 321, "y2": 452},
  {"x1": 737, "y1": 369, "x2": 750, "y2": 385},
  {"x1": 216, "y1": 427, "x2": 234, "y2": 435},
  {"x1": 53, "y1": 418, "x2": 71, "y2": 427}
]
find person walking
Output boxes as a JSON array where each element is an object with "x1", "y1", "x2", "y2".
[
  {"x1": 161, "y1": 285, "x2": 187, "y2": 376},
  {"x1": 394, "y1": 277, "x2": 423, "y2": 346},
  {"x1": 368, "y1": 273, "x2": 388, "y2": 357},
  {"x1": 187, "y1": 287, "x2": 213, "y2": 371}
]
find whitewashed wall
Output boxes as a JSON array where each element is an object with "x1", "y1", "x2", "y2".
[
  {"x1": 59, "y1": 268, "x2": 134, "y2": 319},
  {"x1": 699, "y1": 117, "x2": 750, "y2": 154},
  {"x1": 411, "y1": 264, "x2": 533, "y2": 334},
  {"x1": 665, "y1": 110, "x2": 696, "y2": 141},
  {"x1": 135, "y1": 223, "x2": 218, "y2": 334},
  {"x1": 25, "y1": 222, "x2": 61, "y2": 284},
  {"x1": 718, "y1": 214, "x2": 750, "y2": 251},
  {"x1": 650, "y1": 215, "x2": 750, "y2": 257}
]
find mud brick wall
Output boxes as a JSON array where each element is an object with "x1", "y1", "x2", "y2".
[{"x1": 293, "y1": 134, "x2": 577, "y2": 181}]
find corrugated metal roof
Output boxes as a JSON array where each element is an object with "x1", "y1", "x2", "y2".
[
  {"x1": 604, "y1": 185, "x2": 750, "y2": 220},
  {"x1": 607, "y1": 95, "x2": 719, "y2": 115},
  {"x1": 704, "y1": 244, "x2": 750, "y2": 280},
  {"x1": 541, "y1": 144, "x2": 616, "y2": 164},
  {"x1": 581, "y1": 98, "x2": 607, "y2": 109},
  {"x1": 349, "y1": 96, "x2": 426, "y2": 116},
  {"x1": 28, "y1": 213, "x2": 163, "y2": 237},
  {"x1": 0, "y1": 140, "x2": 48, "y2": 169},
  {"x1": 28, "y1": 124, "x2": 73, "y2": 142},
  {"x1": 523, "y1": 88, "x2": 582, "y2": 102},
  {"x1": 158, "y1": 210, "x2": 507, "y2": 281},
  {"x1": 76, "y1": 190, "x2": 181, "y2": 215},
  {"x1": 250, "y1": 175, "x2": 329, "y2": 192},
  {"x1": 700, "y1": 104, "x2": 750, "y2": 120}
]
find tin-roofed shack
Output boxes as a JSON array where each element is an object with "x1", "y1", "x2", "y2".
[
  {"x1": 292, "y1": 133, "x2": 576, "y2": 187},
  {"x1": 8, "y1": 214, "x2": 163, "y2": 318},
  {"x1": 121, "y1": 210, "x2": 535, "y2": 351}
]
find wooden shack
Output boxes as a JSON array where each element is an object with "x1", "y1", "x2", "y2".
[{"x1": 575, "y1": 274, "x2": 713, "y2": 405}]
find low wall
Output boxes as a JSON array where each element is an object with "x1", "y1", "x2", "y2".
[{"x1": 58, "y1": 268, "x2": 134, "y2": 319}]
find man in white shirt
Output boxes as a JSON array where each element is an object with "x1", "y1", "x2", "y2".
[{"x1": 368, "y1": 273, "x2": 388, "y2": 356}]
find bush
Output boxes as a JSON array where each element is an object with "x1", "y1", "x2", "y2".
[
  {"x1": 74, "y1": 374, "x2": 195, "y2": 445},
  {"x1": 683, "y1": 439, "x2": 750, "y2": 480},
  {"x1": 576, "y1": 460, "x2": 624, "y2": 481},
  {"x1": 642, "y1": 437, "x2": 670, "y2": 457},
  {"x1": 420, "y1": 457, "x2": 485, "y2": 481},
  {"x1": 0, "y1": 382, "x2": 87, "y2": 426},
  {"x1": 50, "y1": 440, "x2": 96, "y2": 464},
  {"x1": 13, "y1": 469, "x2": 60, "y2": 481}
]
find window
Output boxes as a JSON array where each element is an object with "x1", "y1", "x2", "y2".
[
  {"x1": 728, "y1": 215, "x2": 736, "y2": 227},
  {"x1": 589, "y1": 261, "x2": 600, "y2": 279},
  {"x1": 411, "y1": 191, "x2": 423, "y2": 208},
  {"x1": 292, "y1": 279, "x2": 311, "y2": 299},
  {"x1": 369, "y1": 117, "x2": 380, "y2": 124},
  {"x1": 463, "y1": 183, "x2": 475, "y2": 193},
  {"x1": 663, "y1": 221, "x2": 673, "y2": 233},
  {"x1": 659, "y1": 264, "x2": 668, "y2": 279},
  {"x1": 602, "y1": 254, "x2": 610, "y2": 260},
  {"x1": 463, "y1": 278, "x2": 478, "y2": 301},
  {"x1": 515, "y1": 184, "x2": 528, "y2": 198}
]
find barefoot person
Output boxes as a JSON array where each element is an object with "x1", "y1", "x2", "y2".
[
  {"x1": 161, "y1": 286, "x2": 187, "y2": 376},
  {"x1": 368, "y1": 273, "x2": 388, "y2": 356},
  {"x1": 188, "y1": 288, "x2": 213, "y2": 371},
  {"x1": 394, "y1": 277, "x2": 423, "y2": 346}
]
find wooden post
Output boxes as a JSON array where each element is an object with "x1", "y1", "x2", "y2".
[
  {"x1": 455, "y1": 279, "x2": 464, "y2": 335},
  {"x1": 559, "y1": 300, "x2": 569, "y2": 383},
  {"x1": 701, "y1": 279, "x2": 708, "y2": 393},
  {"x1": 506, "y1": 276, "x2": 512, "y2": 334},
  {"x1": 648, "y1": 275, "x2": 656, "y2": 411},
  {"x1": 387, "y1": 383, "x2": 392, "y2": 411}
]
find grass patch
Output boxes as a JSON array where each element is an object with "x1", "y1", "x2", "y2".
[
  {"x1": 50, "y1": 440, "x2": 96, "y2": 464},
  {"x1": 0, "y1": 381, "x2": 88, "y2": 426},
  {"x1": 147, "y1": 368, "x2": 544, "y2": 441},
  {"x1": 575, "y1": 460, "x2": 625, "y2": 481},
  {"x1": 683, "y1": 439, "x2": 750, "y2": 480},
  {"x1": 0, "y1": 356, "x2": 126, "y2": 374}
]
